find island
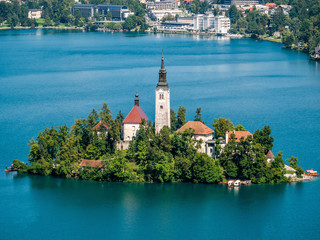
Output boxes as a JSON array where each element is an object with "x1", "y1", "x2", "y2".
[{"x1": 10, "y1": 54, "x2": 311, "y2": 185}]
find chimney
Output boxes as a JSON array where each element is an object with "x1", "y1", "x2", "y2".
[{"x1": 225, "y1": 131, "x2": 229, "y2": 144}]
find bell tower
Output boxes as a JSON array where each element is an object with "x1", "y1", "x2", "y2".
[{"x1": 155, "y1": 53, "x2": 170, "y2": 133}]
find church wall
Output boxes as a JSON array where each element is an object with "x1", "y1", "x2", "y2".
[
  {"x1": 122, "y1": 123, "x2": 140, "y2": 141},
  {"x1": 155, "y1": 87, "x2": 170, "y2": 133}
]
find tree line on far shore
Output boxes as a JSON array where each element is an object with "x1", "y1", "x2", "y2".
[
  {"x1": 13, "y1": 102, "x2": 304, "y2": 184},
  {"x1": 226, "y1": 0, "x2": 320, "y2": 56},
  {"x1": 0, "y1": 0, "x2": 148, "y2": 31}
]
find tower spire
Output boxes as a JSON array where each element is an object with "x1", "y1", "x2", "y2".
[
  {"x1": 161, "y1": 50, "x2": 165, "y2": 70},
  {"x1": 134, "y1": 92, "x2": 139, "y2": 106},
  {"x1": 157, "y1": 52, "x2": 168, "y2": 88}
]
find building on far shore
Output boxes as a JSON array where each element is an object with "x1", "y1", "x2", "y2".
[
  {"x1": 176, "y1": 121, "x2": 215, "y2": 157},
  {"x1": 28, "y1": 9, "x2": 42, "y2": 19},
  {"x1": 214, "y1": 15, "x2": 231, "y2": 34},
  {"x1": 146, "y1": 0, "x2": 179, "y2": 10},
  {"x1": 72, "y1": 4, "x2": 133, "y2": 20},
  {"x1": 150, "y1": 9, "x2": 183, "y2": 22},
  {"x1": 224, "y1": 0, "x2": 259, "y2": 5},
  {"x1": 193, "y1": 13, "x2": 214, "y2": 31},
  {"x1": 193, "y1": 13, "x2": 230, "y2": 34}
]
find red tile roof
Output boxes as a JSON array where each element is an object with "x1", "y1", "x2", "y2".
[
  {"x1": 123, "y1": 105, "x2": 148, "y2": 124},
  {"x1": 228, "y1": 130, "x2": 253, "y2": 142},
  {"x1": 266, "y1": 3, "x2": 276, "y2": 7},
  {"x1": 265, "y1": 150, "x2": 275, "y2": 159},
  {"x1": 92, "y1": 120, "x2": 109, "y2": 131},
  {"x1": 80, "y1": 159, "x2": 103, "y2": 168},
  {"x1": 176, "y1": 121, "x2": 214, "y2": 135}
]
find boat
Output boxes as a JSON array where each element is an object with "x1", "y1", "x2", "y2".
[
  {"x1": 241, "y1": 180, "x2": 251, "y2": 186},
  {"x1": 234, "y1": 180, "x2": 241, "y2": 187},
  {"x1": 305, "y1": 169, "x2": 319, "y2": 177},
  {"x1": 227, "y1": 180, "x2": 234, "y2": 188},
  {"x1": 5, "y1": 165, "x2": 17, "y2": 172}
]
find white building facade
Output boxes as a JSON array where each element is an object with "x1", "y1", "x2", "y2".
[{"x1": 214, "y1": 15, "x2": 230, "y2": 34}]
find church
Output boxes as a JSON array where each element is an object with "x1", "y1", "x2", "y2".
[{"x1": 117, "y1": 54, "x2": 171, "y2": 150}]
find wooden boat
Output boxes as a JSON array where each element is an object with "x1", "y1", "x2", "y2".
[
  {"x1": 241, "y1": 180, "x2": 251, "y2": 186},
  {"x1": 5, "y1": 165, "x2": 17, "y2": 172},
  {"x1": 227, "y1": 180, "x2": 234, "y2": 188},
  {"x1": 305, "y1": 169, "x2": 319, "y2": 176},
  {"x1": 234, "y1": 180, "x2": 241, "y2": 187}
]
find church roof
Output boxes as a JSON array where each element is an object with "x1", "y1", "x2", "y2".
[
  {"x1": 176, "y1": 121, "x2": 214, "y2": 135},
  {"x1": 123, "y1": 105, "x2": 148, "y2": 124},
  {"x1": 80, "y1": 159, "x2": 104, "y2": 168},
  {"x1": 265, "y1": 150, "x2": 275, "y2": 159},
  {"x1": 228, "y1": 130, "x2": 252, "y2": 142},
  {"x1": 92, "y1": 120, "x2": 109, "y2": 131}
]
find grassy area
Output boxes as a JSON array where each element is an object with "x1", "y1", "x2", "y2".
[
  {"x1": 286, "y1": 170, "x2": 296, "y2": 174},
  {"x1": 261, "y1": 35, "x2": 282, "y2": 43},
  {"x1": 36, "y1": 18, "x2": 45, "y2": 24}
]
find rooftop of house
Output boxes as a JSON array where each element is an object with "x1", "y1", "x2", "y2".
[
  {"x1": 265, "y1": 150, "x2": 275, "y2": 159},
  {"x1": 228, "y1": 130, "x2": 253, "y2": 142},
  {"x1": 176, "y1": 121, "x2": 214, "y2": 135},
  {"x1": 93, "y1": 120, "x2": 109, "y2": 131},
  {"x1": 80, "y1": 159, "x2": 104, "y2": 168},
  {"x1": 123, "y1": 105, "x2": 148, "y2": 124}
]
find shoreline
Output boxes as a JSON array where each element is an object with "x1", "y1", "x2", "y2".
[{"x1": 0, "y1": 26, "x2": 316, "y2": 61}]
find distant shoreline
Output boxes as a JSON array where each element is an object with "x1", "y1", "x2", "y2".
[{"x1": 1, "y1": 27, "x2": 316, "y2": 61}]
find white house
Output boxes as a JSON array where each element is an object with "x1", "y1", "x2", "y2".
[
  {"x1": 28, "y1": 9, "x2": 42, "y2": 19},
  {"x1": 176, "y1": 121, "x2": 215, "y2": 157}
]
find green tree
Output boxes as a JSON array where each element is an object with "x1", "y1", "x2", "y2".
[
  {"x1": 194, "y1": 107, "x2": 204, "y2": 123},
  {"x1": 99, "y1": 102, "x2": 113, "y2": 126},
  {"x1": 212, "y1": 117, "x2": 234, "y2": 139},
  {"x1": 192, "y1": 153, "x2": 223, "y2": 183},
  {"x1": 282, "y1": 29, "x2": 295, "y2": 48},
  {"x1": 235, "y1": 124, "x2": 246, "y2": 131},
  {"x1": 228, "y1": 4, "x2": 241, "y2": 24},
  {"x1": 170, "y1": 108, "x2": 177, "y2": 132},
  {"x1": 177, "y1": 106, "x2": 186, "y2": 129},
  {"x1": 253, "y1": 126, "x2": 274, "y2": 154},
  {"x1": 106, "y1": 11, "x2": 112, "y2": 21}
]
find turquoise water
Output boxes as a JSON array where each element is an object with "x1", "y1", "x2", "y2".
[{"x1": 1, "y1": 30, "x2": 320, "y2": 239}]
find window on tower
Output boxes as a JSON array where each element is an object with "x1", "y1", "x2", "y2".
[{"x1": 160, "y1": 105, "x2": 163, "y2": 109}]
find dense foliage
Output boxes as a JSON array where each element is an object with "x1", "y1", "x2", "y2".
[
  {"x1": 0, "y1": 0, "x2": 148, "y2": 31},
  {"x1": 12, "y1": 104, "x2": 301, "y2": 184},
  {"x1": 228, "y1": 0, "x2": 320, "y2": 56}
]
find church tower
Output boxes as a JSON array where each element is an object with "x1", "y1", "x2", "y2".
[{"x1": 155, "y1": 53, "x2": 170, "y2": 133}]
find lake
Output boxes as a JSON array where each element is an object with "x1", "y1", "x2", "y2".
[{"x1": 0, "y1": 29, "x2": 320, "y2": 239}]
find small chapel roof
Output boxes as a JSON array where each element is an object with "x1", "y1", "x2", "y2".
[
  {"x1": 176, "y1": 121, "x2": 214, "y2": 135},
  {"x1": 265, "y1": 150, "x2": 275, "y2": 159},
  {"x1": 123, "y1": 105, "x2": 148, "y2": 124},
  {"x1": 92, "y1": 120, "x2": 109, "y2": 131}
]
